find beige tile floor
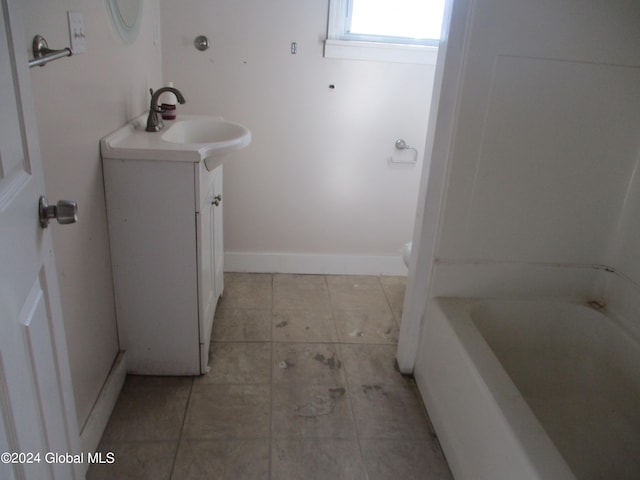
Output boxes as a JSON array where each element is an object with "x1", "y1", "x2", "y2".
[{"x1": 88, "y1": 273, "x2": 453, "y2": 480}]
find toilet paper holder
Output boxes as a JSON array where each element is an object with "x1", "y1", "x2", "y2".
[{"x1": 390, "y1": 138, "x2": 418, "y2": 164}]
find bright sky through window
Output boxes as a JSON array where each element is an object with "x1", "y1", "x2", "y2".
[{"x1": 349, "y1": 0, "x2": 445, "y2": 41}]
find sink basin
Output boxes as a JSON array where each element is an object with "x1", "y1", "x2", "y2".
[
  {"x1": 100, "y1": 114, "x2": 251, "y2": 171},
  {"x1": 162, "y1": 117, "x2": 249, "y2": 145}
]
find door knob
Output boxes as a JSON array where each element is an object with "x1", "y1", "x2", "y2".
[
  {"x1": 39, "y1": 195, "x2": 78, "y2": 228},
  {"x1": 212, "y1": 194, "x2": 222, "y2": 206}
]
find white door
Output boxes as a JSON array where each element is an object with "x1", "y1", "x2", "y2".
[{"x1": 0, "y1": 1, "x2": 81, "y2": 479}]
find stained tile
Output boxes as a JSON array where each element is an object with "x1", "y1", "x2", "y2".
[
  {"x1": 200, "y1": 342, "x2": 271, "y2": 384},
  {"x1": 350, "y1": 383, "x2": 431, "y2": 439},
  {"x1": 101, "y1": 380, "x2": 190, "y2": 442},
  {"x1": 272, "y1": 438, "x2": 367, "y2": 480},
  {"x1": 183, "y1": 384, "x2": 270, "y2": 439},
  {"x1": 273, "y1": 274, "x2": 332, "y2": 311},
  {"x1": 327, "y1": 275, "x2": 391, "y2": 312},
  {"x1": 271, "y1": 384, "x2": 356, "y2": 438},
  {"x1": 273, "y1": 310, "x2": 338, "y2": 343},
  {"x1": 218, "y1": 273, "x2": 272, "y2": 309},
  {"x1": 95, "y1": 273, "x2": 453, "y2": 479},
  {"x1": 334, "y1": 310, "x2": 399, "y2": 344},
  {"x1": 212, "y1": 308, "x2": 272, "y2": 342},
  {"x1": 171, "y1": 439, "x2": 269, "y2": 479},
  {"x1": 273, "y1": 343, "x2": 345, "y2": 386},
  {"x1": 87, "y1": 441, "x2": 176, "y2": 480},
  {"x1": 361, "y1": 438, "x2": 453, "y2": 480},
  {"x1": 340, "y1": 344, "x2": 409, "y2": 386}
]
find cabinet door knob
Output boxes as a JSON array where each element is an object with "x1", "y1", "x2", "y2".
[{"x1": 212, "y1": 194, "x2": 222, "y2": 206}]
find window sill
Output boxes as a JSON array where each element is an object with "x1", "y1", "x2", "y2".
[{"x1": 324, "y1": 39, "x2": 438, "y2": 65}]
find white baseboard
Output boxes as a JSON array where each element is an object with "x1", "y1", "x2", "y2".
[
  {"x1": 225, "y1": 252, "x2": 408, "y2": 276},
  {"x1": 79, "y1": 351, "x2": 126, "y2": 468}
]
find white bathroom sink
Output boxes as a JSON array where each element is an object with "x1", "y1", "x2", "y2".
[
  {"x1": 100, "y1": 114, "x2": 251, "y2": 171},
  {"x1": 162, "y1": 117, "x2": 249, "y2": 145}
]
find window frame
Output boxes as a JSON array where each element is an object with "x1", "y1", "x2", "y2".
[{"x1": 324, "y1": 0, "x2": 439, "y2": 65}]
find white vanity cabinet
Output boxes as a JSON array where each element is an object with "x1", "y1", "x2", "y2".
[{"x1": 102, "y1": 158, "x2": 223, "y2": 375}]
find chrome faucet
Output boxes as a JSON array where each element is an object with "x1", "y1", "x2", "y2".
[{"x1": 145, "y1": 87, "x2": 187, "y2": 132}]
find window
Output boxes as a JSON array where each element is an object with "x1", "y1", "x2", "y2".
[{"x1": 325, "y1": 0, "x2": 446, "y2": 64}]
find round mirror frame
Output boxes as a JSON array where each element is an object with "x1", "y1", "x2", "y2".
[{"x1": 107, "y1": 0, "x2": 143, "y2": 45}]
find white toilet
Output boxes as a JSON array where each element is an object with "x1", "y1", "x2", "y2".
[{"x1": 402, "y1": 241, "x2": 412, "y2": 268}]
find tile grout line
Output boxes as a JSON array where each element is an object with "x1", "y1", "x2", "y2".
[
  {"x1": 168, "y1": 376, "x2": 195, "y2": 479},
  {"x1": 325, "y1": 275, "x2": 371, "y2": 480},
  {"x1": 268, "y1": 273, "x2": 274, "y2": 480},
  {"x1": 324, "y1": 275, "x2": 342, "y2": 349},
  {"x1": 379, "y1": 275, "x2": 402, "y2": 328}
]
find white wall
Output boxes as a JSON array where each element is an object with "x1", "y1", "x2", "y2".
[
  {"x1": 433, "y1": 0, "x2": 640, "y2": 267},
  {"x1": 159, "y1": 0, "x2": 435, "y2": 274},
  {"x1": 609, "y1": 163, "x2": 640, "y2": 283},
  {"x1": 602, "y1": 149, "x2": 640, "y2": 338},
  {"x1": 23, "y1": 0, "x2": 162, "y2": 428},
  {"x1": 419, "y1": 0, "x2": 640, "y2": 285}
]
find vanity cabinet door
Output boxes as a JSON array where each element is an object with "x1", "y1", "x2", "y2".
[
  {"x1": 212, "y1": 166, "x2": 224, "y2": 299},
  {"x1": 197, "y1": 165, "x2": 223, "y2": 372}
]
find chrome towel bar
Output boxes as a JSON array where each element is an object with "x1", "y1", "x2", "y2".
[{"x1": 28, "y1": 35, "x2": 72, "y2": 68}]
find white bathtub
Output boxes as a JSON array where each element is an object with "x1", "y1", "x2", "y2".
[{"x1": 415, "y1": 298, "x2": 640, "y2": 480}]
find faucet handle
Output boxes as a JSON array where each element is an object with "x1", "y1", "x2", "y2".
[{"x1": 148, "y1": 89, "x2": 164, "y2": 113}]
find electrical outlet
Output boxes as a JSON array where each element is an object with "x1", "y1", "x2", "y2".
[{"x1": 67, "y1": 12, "x2": 86, "y2": 54}]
